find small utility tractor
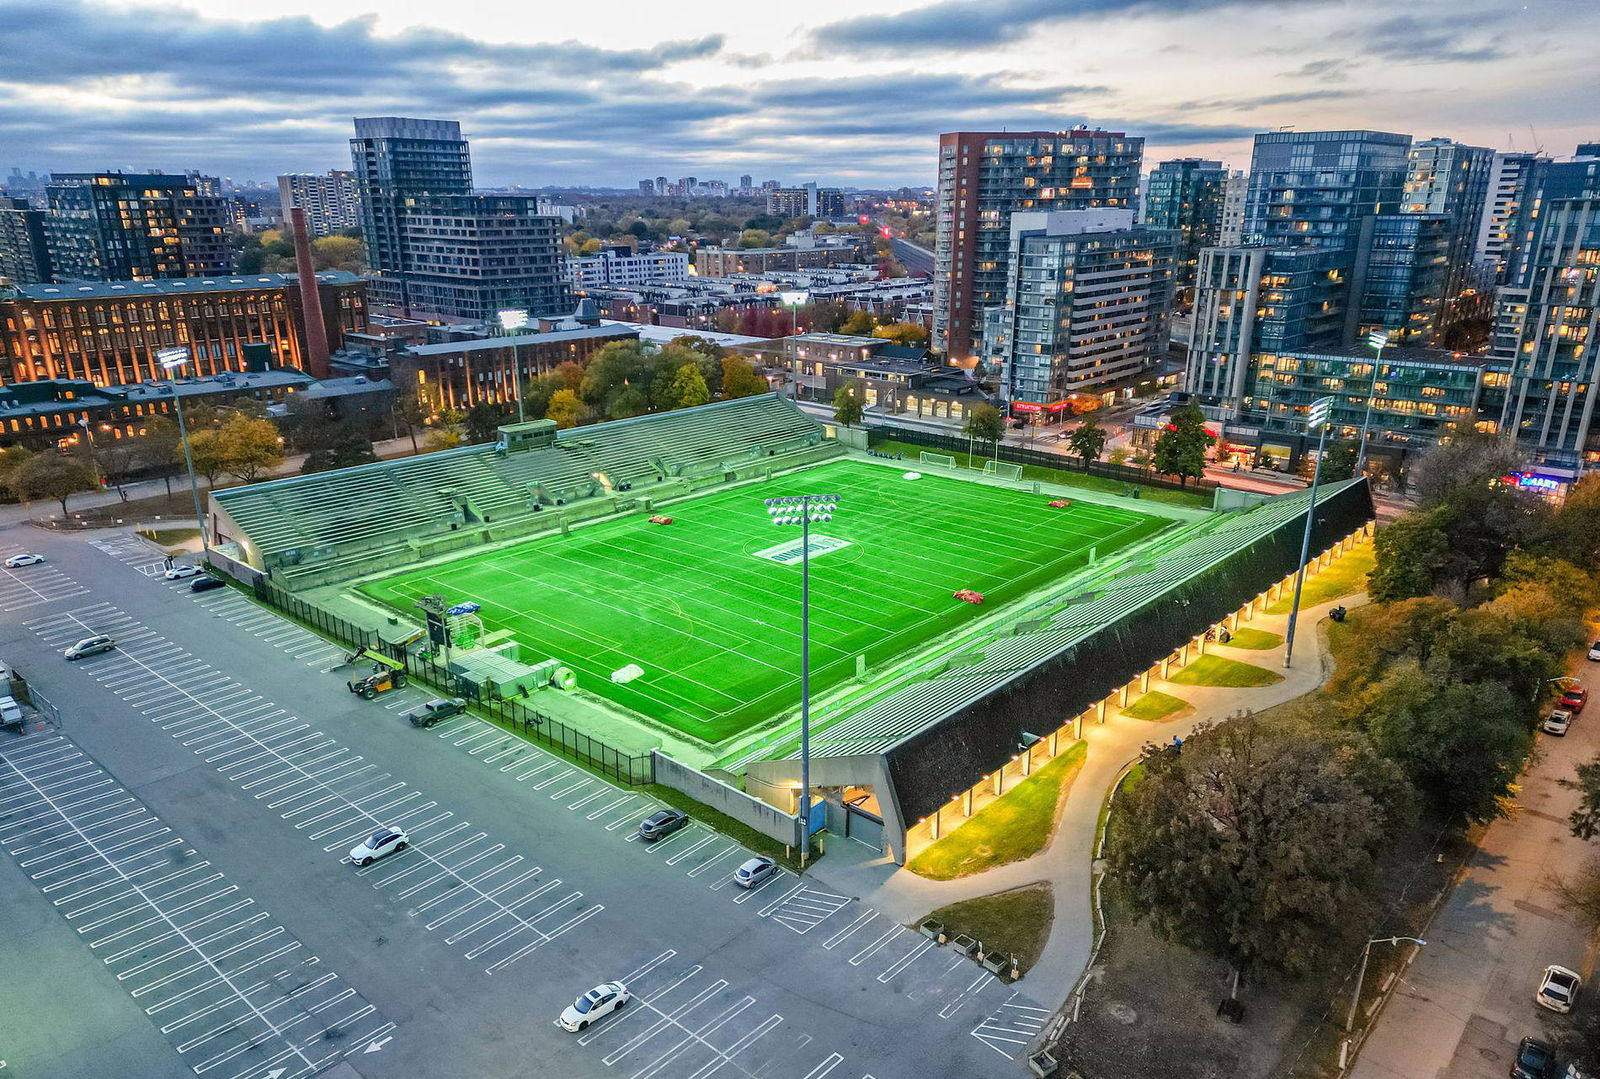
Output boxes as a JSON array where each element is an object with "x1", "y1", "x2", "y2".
[{"x1": 348, "y1": 664, "x2": 408, "y2": 700}]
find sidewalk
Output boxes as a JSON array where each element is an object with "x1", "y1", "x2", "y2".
[
  {"x1": 0, "y1": 434, "x2": 423, "y2": 528},
  {"x1": 810, "y1": 587, "x2": 1362, "y2": 1009}
]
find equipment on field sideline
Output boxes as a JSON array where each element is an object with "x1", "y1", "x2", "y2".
[
  {"x1": 952, "y1": 589, "x2": 984, "y2": 605},
  {"x1": 348, "y1": 662, "x2": 409, "y2": 697},
  {"x1": 648, "y1": 515, "x2": 674, "y2": 525},
  {"x1": 1048, "y1": 499, "x2": 1073, "y2": 508}
]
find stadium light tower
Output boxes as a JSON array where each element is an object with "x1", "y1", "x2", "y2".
[
  {"x1": 764, "y1": 492, "x2": 840, "y2": 870},
  {"x1": 157, "y1": 347, "x2": 210, "y2": 554},
  {"x1": 1354, "y1": 329, "x2": 1390, "y2": 473},
  {"x1": 1283, "y1": 395, "x2": 1333, "y2": 669}
]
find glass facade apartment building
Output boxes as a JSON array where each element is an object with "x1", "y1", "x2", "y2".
[
  {"x1": 933, "y1": 129, "x2": 1144, "y2": 360},
  {"x1": 1242, "y1": 130, "x2": 1411, "y2": 252},
  {"x1": 1143, "y1": 158, "x2": 1227, "y2": 306},
  {"x1": 349, "y1": 117, "x2": 566, "y2": 322},
  {"x1": 43, "y1": 173, "x2": 232, "y2": 282},
  {"x1": 1353, "y1": 214, "x2": 1452, "y2": 343},
  {"x1": 983, "y1": 209, "x2": 1175, "y2": 404}
]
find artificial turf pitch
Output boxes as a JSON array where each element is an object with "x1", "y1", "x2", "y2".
[{"x1": 359, "y1": 459, "x2": 1168, "y2": 743}]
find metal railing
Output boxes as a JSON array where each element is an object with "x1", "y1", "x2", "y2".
[
  {"x1": 251, "y1": 579, "x2": 653, "y2": 786},
  {"x1": 867, "y1": 426, "x2": 1218, "y2": 495}
]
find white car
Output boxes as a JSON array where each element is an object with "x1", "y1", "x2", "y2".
[
  {"x1": 1589, "y1": 641, "x2": 1600, "y2": 662},
  {"x1": 1543, "y1": 710, "x2": 1573, "y2": 736},
  {"x1": 348, "y1": 826, "x2": 409, "y2": 866},
  {"x1": 64, "y1": 635, "x2": 115, "y2": 661},
  {"x1": 1537, "y1": 965, "x2": 1582, "y2": 1013},
  {"x1": 557, "y1": 982, "x2": 630, "y2": 1032},
  {"x1": 4, "y1": 553, "x2": 44, "y2": 568},
  {"x1": 733, "y1": 855, "x2": 779, "y2": 889},
  {"x1": 163, "y1": 564, "x2": 202, "y2": 580}
]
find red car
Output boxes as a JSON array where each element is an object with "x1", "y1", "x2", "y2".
[{"x1": 1561, "y1": 687, "x2": 1588, "y2": 713}]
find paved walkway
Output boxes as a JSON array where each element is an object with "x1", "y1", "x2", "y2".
[
  {"x1": 1350, "y1": 658, "x2": 1598, "y2": 1079},
  {"x1": 811, "y1": 587, "x2": 1364, "y2": 1010}
]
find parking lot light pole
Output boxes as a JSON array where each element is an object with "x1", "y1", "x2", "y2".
[
  {"x1": 1355, "y1": 329, "x2": 1389, "y2": 473},
  {"x1": 157, "y1": 347, "x2": 210, "y2": 554},
  {"x1": 1283, "y1": 396, "x2": 1334, "y2": 669},
  {"x1": 765, "y1": 493, "x2": 840, "y2": 871},
  {"x1": 1346, "y1": 936, "x2": 1425, "y2": 1031}
]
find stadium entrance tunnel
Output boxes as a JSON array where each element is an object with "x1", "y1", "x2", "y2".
[{"x1": 743, "y1": 479, "x2": 1376, "y2": 865}]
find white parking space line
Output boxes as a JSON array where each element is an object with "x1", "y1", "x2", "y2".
[
  {"x1": 0, "y1": 735, "x2": 394, "y2": 1079},
  {"x1": 27, "y1": 602, "x2": 603, "y2": 975},
  {"x1": 969, "y1": 993, "x2": 1052, "y2": 1059},
  {"x1": 0, "y1": 562, "x2": 91, "y2": 611}
]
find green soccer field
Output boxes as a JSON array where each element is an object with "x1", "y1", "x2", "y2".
[{"x1": 358, "y1": 459, "x2": 1170, "y2": 743}]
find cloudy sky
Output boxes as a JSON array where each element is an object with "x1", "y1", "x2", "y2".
[{"x1": 0, "y1": 0, "x2": 1595, "y2": 189}]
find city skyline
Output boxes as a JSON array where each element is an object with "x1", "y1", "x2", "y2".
[{"x1": 0, "y1": 0, "x2": 1595, "y2": 188}]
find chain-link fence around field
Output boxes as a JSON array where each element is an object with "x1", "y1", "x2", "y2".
[{"x1": 252, "y1": 578, "x2": 653, "y2": 786}]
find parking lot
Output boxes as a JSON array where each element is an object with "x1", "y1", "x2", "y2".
[
  {"x1": 0, "y1": 734, "x2": 394, "y2": 1079},
  {"x1": 0, "y1": 528, "x2": 1048, "y2": 1079}
]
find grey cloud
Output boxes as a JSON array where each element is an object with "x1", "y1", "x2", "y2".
[{"x1": 811, "y1": 0, "x2": 1311, "y2": 53}]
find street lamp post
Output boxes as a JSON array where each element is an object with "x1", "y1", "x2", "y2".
[
  {"x1": 1355, "y1": 329, "x2": 1389, "y2": 473},
  {"x1": 764, "y1": 492, "x2": 840, "y2": 871},
  {"x1": 157, "y1": 347, "x2": 210, "y2": 554},
  {"x1": 1346, "y1": 936, "x2": 1426, "y2": 1031},
  {"x1": 1283, "y1": 395, "x2": 1334, "y2": 669}
]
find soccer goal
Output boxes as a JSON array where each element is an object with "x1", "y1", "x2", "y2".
[
  {"x1": 919, "y1": 451, "x2": 959, "y2": 471},
  {"x1": 982, "y1": 460, "x2": 1024, "y2": 481}
]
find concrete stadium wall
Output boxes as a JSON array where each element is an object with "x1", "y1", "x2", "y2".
[{"x1": 654, "y1": 751, "x2": 800, "y2": 847}]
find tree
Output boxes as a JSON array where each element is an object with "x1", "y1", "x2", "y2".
[
  {"x1": 963, "y1": 402, "x2": 1005, "y2": 457},
  {"x1": 1320, "y1": 440, "x2": 1359, "y2": 481},
  {"x1": 187, "y1": 428, "x2": 227, "y2": 485},
  {"x1": 301, "y1": 421, "x2": 378, "y2": 474},
  {"x1": 1353, "y1": 660, "x2": 1530, "y2": 824},
  {"x1": 1110, "y1": 719, "x2": 1406, "y2": 985},
  {"x1": 390, "y1": 392, "x2": 426, "y2": 454},
  {"x1": 720, "y1": 356, "x2": 770, "y2": 399},
  {"x1": 1533, "y1": 473, "x2": 1600, "y2": 571},
  {"x1": 1562, "y1": 760, "x2": 1600, "y2": 841},
  {"x1": 0, "y1": 444, "x2": 35, "y2": 491},
  {"x1": 9, "y1": 454, "x2": 97, "y2": 517},
  {"x1": 464, "y1": 401, "x2": 512, "y2": 445},
  {"x1": 606, "y1": 383, "x2": 649, "y2": 420},
  {"x1": 839, "y1": 310, "x2": 876, "y2": 336},
  {"x1": 832, "y1": 381, "x2": 864, "y2": 428},
  {"x1": 669, "y1": 364, "x2": 710, "y2": 410},
  {"x1": 546, "y1": 389, "x2": 584, "y2": 430},
  {"x1": 580, "y1": 341, "x2": 650, "y2": 410},
  {"x1": 737, "y1": 229, "x2": 773, "y2": 249},
  {"x1": 1369, "y1": 506, "x2": 1454, "y2": 602},
  {"x1": 1064, "y1": 415, "x2": 1107, "y2": 469},
  {"x1": 214, "y1": 416, "x2": 283, "y2": 483},
  {"x1": 425, "y1": 407, "x2": 465, "y2": 451},
  {"x1": 870, "y1": 322, "x2": 930, "y2": 348},
  {"x1": 310, "y1": 234, "x2": 365, "y2": 272},
  {"x1": 1151, "y1": 402, "x2": 1214, "y2": 485}
]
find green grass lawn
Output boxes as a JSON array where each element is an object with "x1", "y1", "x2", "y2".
[
  {"x1": 1224, "y1": 627, "x2": 1282, "y2": 650},
  {"x1": 1266, "y1": 543, "x2": 1374, "y2": 614},
  {"x1": 873, "y1": 439, "x2": 1209, "y2": 508},
  {"x1": 905, "y1": 741, "x2": 1087, "y2": 880},
  {"x1": 1168, "y1": 654, "x2": 1283, "y2": 688},
  {"x1": 360, "y1": 460, "x2": 1166, "y2": 743},
  {"x1": 922, "y1": 883, "x2": 1055, "y2": 974},
  {"x1": 1121, "y1": 690, "x2": 1189, "y2": 721}
]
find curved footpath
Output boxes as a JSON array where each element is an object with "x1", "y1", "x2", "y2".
[{"x1": 809, "y1": 590, "x2": 1365, "y2": 1010}]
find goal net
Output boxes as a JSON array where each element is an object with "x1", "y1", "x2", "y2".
[
  {"x1": 919, "y1": 451, "x2": 958, "y2": 470},
  {"x1": 982, "y1": 460, "x2": 1024, "y2": 481}
]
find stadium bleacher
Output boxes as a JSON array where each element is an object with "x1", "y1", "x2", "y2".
[{"x1": 213, "y1": 393, "x2": 831, "y2": 586}]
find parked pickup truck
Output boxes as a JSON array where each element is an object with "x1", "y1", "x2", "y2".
[{"x1": 405, "y1": 697, "x2": 468, "y2": 729}]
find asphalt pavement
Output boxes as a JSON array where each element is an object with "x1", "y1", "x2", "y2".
[{"x1": 0, "y1": 522, "x2": 1040, "y2": 1079}]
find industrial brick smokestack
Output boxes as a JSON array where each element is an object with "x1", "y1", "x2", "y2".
[{"x1": 290, "y1": 207, "x2": 332, "y2": 379}]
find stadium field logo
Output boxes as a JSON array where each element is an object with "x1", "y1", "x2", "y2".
[{"x1": 753, "y1": 535, "x2": 853, "y2": 565}]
